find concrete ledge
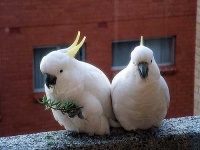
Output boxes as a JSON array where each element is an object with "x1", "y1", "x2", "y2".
[{"x1": 0, "y1": 116, "x2": 200, "y2": 149}]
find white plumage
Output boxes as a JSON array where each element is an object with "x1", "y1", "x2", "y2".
[
  {"x1": 111, "y1": 38, "x2": 170, "y2": 131},
  {"x1": 40, "y1": 32, "x2": 118, "y2": 135}
]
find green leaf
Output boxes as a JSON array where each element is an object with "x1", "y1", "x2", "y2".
[
  {"x1": 38, "y1": 96, "x2": 83, "y2": 118},
  {"x1": 65, "y1": 101, "x2": 75, "y2": 108},
  {"x1": 47, "y1": 141, "x2": 56, "y2": 145},
  {"x1": 45, "y1": 105, "x2": 51, "y2": 110},
  {"x1": 45, "y1": 135, "x2": 53, "y2": 139},
  {"x1": 55, "y1": 101, "x2": 62, "y2": 109}
]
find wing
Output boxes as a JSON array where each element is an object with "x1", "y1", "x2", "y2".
[
  {"x1": 160, "y1": 76, "x2": 170, "y2": 109},
  {"x1": 83, "y1": 62, "x2": 111, "y2": 94},
  {"x1": 80, "y1": 62, "x2": 114, "y2": 118},
  {"x1": 111, "y1": 69, "x2": 127, "y2": 94}
]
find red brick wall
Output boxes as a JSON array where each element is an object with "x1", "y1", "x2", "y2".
[{"x1": 0, "y1": 0, "x2": 196, "y2": 136}]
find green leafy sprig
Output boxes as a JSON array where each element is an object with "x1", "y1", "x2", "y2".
[{"x1": 38, "y1": 96, "x2": 84, "y2": 119}]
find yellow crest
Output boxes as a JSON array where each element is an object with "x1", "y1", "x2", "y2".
[
  {"x1": 140, "y1": 36, "x2": 144, "y2": 46},
  {"x1": 67, "y1": 31, "x2": 86, "y2": 57}
]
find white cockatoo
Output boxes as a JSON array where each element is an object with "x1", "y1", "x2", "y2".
[
  {"x1": 111, "y1": 36, "x2": 170, "y2": 131},
  {"x1": 40, "y1": 31, "x2": 119, "y2": 135}
]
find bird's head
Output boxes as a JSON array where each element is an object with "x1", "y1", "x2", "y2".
[
  {"x1": 40, "y1": 31, "x2": 86, "y2": 90},
  {"x1": 130, "y1": 36, "x2": 160, "y2": 79}
]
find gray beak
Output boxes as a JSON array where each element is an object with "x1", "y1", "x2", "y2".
[
  {"x1": 46, "y1": 74, "x2": 57, "y2": 89},
  {"x1": 138, "y1": 62, "x2": 148, "y2": 79}
]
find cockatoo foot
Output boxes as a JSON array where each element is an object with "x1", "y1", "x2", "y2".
[
  {"x1": 150, "y1": 126, "x2": 159, "y2": 136},
  {"x1": 67, "y1": 107, "x2": 84, "y2": 119}
]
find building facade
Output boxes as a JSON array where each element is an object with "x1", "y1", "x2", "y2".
[{"x1": 0, "y1": 0, "x2": 196, "y2": 136}]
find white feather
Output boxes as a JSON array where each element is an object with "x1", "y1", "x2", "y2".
[{"x1": 111, "y1": 45, "x2": 170, "y2": 131}]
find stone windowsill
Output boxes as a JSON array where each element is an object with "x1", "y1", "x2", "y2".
[{"x1": 0, "y1": 116, "x2": 200, "y2": 149}]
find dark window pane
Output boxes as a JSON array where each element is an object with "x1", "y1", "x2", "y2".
[
  {"x1": 34, "y1": 47, "x2": 56, "y2": 92},
  {"x1": 145, "y1": 37, "x2": 175, "y2": 66},
  {"x1": 112, "y1": 40, "x2": 139, "y2": 68}
]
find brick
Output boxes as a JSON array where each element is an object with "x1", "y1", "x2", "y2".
[
  {"x1": 195, "y1": 46, "x2": 200, "y2": 55},
  {"x1": 199, "y1": 86, "x2": 200, "y2": 94},
  {"x1": 195, "y1": 53, "x2": 200, "y2": 63},
  {"x1": 194, "y1": 108, "x2": 200, "y2": 115},
  {"x1": 195, "y1": 69, "x2": 199, "y2": 78},
  {"x1": 198, "y1": 101, "x2": 200, "y2": 110},
  {"x1": 195, "y1": 78, "x2": 200, "y2": 87},
  {"x1": 197, "y1": 71, "x2": 200, "y2": 79},
  {"x1": 195, "y1": 85, "x2": 199, "y2": 93},
  {"x1": 195, "y1": 93, "x2": 200, "y2": 102},
  {"x1": 195, "y1": 62, "x2": 200, "y2": 71},
  {"x1": 194, "y1": 99, "x2": 198, "y2": 109}
]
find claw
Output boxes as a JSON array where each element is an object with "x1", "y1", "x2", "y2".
[
  {"x1": 77, "y1": 111, "x2": 84, "y2": 119},
  {"x1": 67, "y1": 107, "x2": 84, "y2": 119}
]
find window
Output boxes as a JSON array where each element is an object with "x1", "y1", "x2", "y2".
[
  {"x1": 112, "y1": 36, "x2": 175, "y2": 70},
  {"x1": 33, "y1": 45, "x2": 86, "y2": 92}
]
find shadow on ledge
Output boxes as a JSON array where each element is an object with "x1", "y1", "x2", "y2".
[{"x1": 0, "y1": 116, "x2": 200, "y2": 150}]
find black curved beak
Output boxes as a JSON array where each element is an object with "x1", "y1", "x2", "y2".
[
  {"x1": 138, "y1": 62, "x2": 148, "y2": 79},
  {"x1": 46, "y1": 74, "x2": 57, "y2": 89}
]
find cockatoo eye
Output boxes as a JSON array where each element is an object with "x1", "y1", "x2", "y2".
[
  {"x1": 60, "y1": 70, "x2": 63, "y2": 73},
  {"x1": 151, "y1": 60, "x2": 152, "y2": 63}
]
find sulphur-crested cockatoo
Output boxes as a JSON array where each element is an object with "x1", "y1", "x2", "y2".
[
  {"x1": 40, "y1": 31, "x2": 119, "y2": 135},
  {"x1": 111, "y1": 37, "x2": 170, "y2": 131}
]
